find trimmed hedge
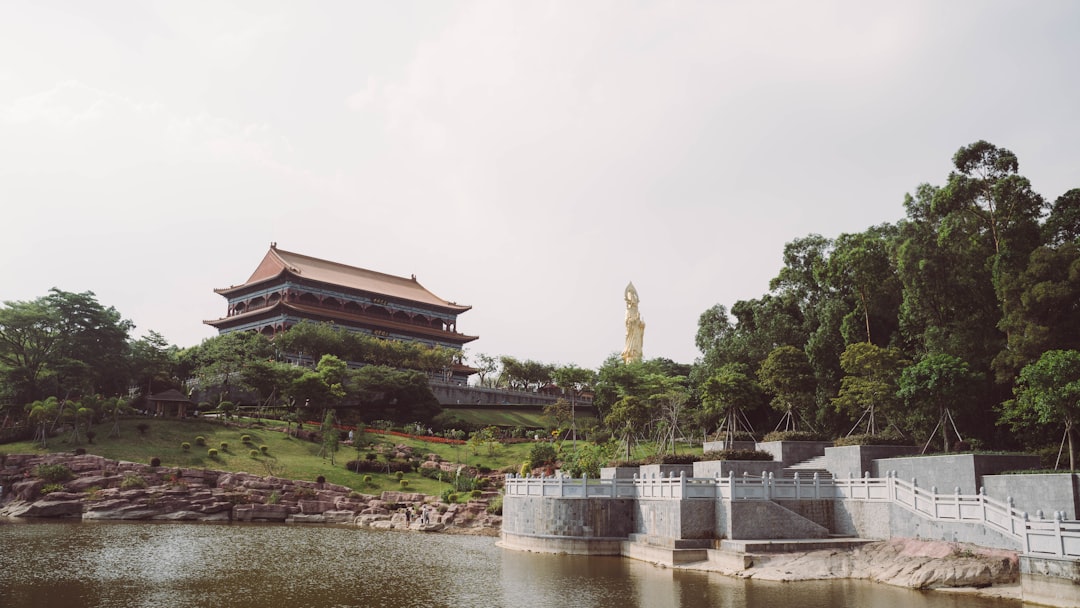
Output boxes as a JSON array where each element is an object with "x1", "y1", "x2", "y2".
[
  {"x1": 762, "y1": 430, "x2": 826, "y2": 442},
  {"x1": 701, "y1": 449, "x2": 775, "y2": 461},
  {"x1": 832, "y1": 433, "x2": 910, "y2": 447}
]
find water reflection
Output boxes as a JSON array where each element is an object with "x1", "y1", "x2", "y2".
[{"x1": 0, "y1": 522, "x2": 1021, "y2": 608}]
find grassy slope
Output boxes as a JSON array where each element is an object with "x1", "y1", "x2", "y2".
[{"x1": 2, "y1": 417, "x2": 537, "y2": 495}]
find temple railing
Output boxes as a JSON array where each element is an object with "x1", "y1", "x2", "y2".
[{"x1": 503, "y1": 471, "x2": 1080, "y2": 560}]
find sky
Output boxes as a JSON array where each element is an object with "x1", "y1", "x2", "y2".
[{"x1": 2, "y1": 1, "x2": 1079, "y2": 371}]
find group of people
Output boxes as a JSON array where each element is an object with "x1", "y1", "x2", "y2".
[{"x1": 403, "y1": 504, "x2": 432, "y2": 527}]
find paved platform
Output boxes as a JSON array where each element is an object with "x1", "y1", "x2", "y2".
[{"x1": 720, "y1": 537, "x2": 875, "y2": 554}]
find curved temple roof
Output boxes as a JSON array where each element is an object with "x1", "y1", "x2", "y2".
[{"x1": 214, "y1": 244, "x2": 471, "y2": 313}]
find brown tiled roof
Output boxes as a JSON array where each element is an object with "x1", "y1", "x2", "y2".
[{"x1": 214, "y1": 244, "x2": 471, "y2": 313}]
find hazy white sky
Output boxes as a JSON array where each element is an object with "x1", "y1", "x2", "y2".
[{"x1": 2, "y1": 1, "x2": 1078, "y2": 370}]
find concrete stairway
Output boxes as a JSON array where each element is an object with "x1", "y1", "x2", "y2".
[{"x1": 781, "y1": 454, "x2": 833, "y2": 480}]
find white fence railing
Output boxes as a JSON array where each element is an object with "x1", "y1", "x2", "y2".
[{"x1": 503, "y1": 470, "x2": 1080, "y2": 560}]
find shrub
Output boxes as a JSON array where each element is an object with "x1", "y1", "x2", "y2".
[
  {"x1": 136, "y1": 423, "x2": 149, "y2": 436},
  {"x1": 149, "y1": 457, "x2": 161, "y2": 467},
  {"x1": 266, "y1": 491, "x2": 281, "y2": 505},
  {"x1": 399, "y1": 479, "x2": 409, "y2": 488},
  {"x1": 363, "y1": 475, "x2": 373, "y2": 485},
  {"x1": 34, "y1": 463, "x2": 74, "y2": 483},
  {"x1": 762, "y1": 430, "x2": 826, "y2": 442},
  {"x1": 241, "y1": 435, "x2": 252, "y2": 444},
  {"x1": 219, "y1": 442, "x2": 229, "y2": 452},
  {"x1": 85, "y1": 486, "x2": 103, "y2": 501},
  {"x1": 40, "y1": 483, "x2": 66, "y2": 495},
  {"x1": 528, "y1": 443, "x2": 558, "y2": 470},
  {"x1": 208, "y1": 448, "x2": 219, "y2": 459},
  {"x1": 120, "y1": 475, "x2": 147, "y2": 490},
  {"x1": 249, "y1": 449, "x2": 260, "y2": 458},
  {"x1": 395, "y1": 471, "x2": 404, "y2": 480},
  {"x1": 470, "y1": 489, "x2": 482, "y2": 498},
  {"x1": 642, "y1": 453, "x2": 700, "y2": 465},
  {"x1": 181, "y1": 442, "x2": 191, "y2": 451},
  {"x1": 195, "y1": 436, "x2": 206, "y2": 446},
  {"x1": 316, "y1": 475, "x2": 326, "y2": 484},
  {"x1": 486, "y1": 495, "x2": 503, "y2": 515},
  {"x1": 365, "y1": 452, "x2": 378, "y2": 461},
  {"x1": 73, "y1": 447, "x2": 86, "y2": 456},
  {"x1": 832, "y1": 433, "x2": 910, "y2": 447},
  {"x1": 701, "y1": 449, "x2": 774, "y2": 461},
  {"x1": 260, "y1": 445, "x2": 269, "y2": 454}
]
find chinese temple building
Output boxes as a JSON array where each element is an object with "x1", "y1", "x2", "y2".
[{"x1": 205, "y1": 243, "x2": 477, "y2": 382}]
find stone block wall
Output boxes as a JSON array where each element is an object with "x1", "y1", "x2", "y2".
[
  {"x1": 874, "y1": 454, "x2": 1041, "y2": 495},
  {"x1": 635, "y1": 498, "x2": 715, "y2": 540},
  {"x1": 824, "y1": 445, "x2": 919, "y2": 479},
  {"x1": 501, "y1": 495, "x2": 635, "y2": 539},
  {"x1": 982, "y1": 474, "x2": 1080, "y2": 519},
  {"x1": 692, "y1": 460, "x2": 786, "y2": 479}
]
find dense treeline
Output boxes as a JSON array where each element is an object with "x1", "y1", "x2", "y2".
[{"x1": 690, "y1": 141, "x2": 1080, "y2": 455}]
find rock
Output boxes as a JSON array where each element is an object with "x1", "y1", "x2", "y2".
[{"x1": 13, "y1": 499, "x2": 85, "y2": 518}]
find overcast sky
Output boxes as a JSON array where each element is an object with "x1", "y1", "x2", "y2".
[{"x1": 2, "y1": 1, "x2": 1078, "y2": 371}]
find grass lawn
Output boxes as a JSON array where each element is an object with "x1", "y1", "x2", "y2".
[{"x1": 2, "y1": 417, "x2": 562, "y2": 495}]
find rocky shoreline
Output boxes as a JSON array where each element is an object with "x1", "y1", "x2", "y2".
[{"x1": 0, "y1": 452, "x2": 501, "y2": 535}]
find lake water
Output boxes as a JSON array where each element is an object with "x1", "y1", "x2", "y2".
[{"x1": 0, "y1": 522, "x2": 1021, "y2": 608}]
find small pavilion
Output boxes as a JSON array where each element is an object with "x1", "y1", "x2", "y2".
[{"x1": 148, "y1": 389, "x2": 194, "y2": 418}]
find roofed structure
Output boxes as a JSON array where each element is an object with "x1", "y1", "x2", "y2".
[{"x1": 205, "y1": 244, "x2": 478, "y2": 380}]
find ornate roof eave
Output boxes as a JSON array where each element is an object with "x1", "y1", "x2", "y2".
[{"x1": 204, "y1": 301, "x2": 478, "y2": 344}]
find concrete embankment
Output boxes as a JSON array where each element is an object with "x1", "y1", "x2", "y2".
[{"x1": 0, "y1": 452, "x2": 501, "y2": 535}]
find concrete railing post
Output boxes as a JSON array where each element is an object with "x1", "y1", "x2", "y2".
[
  {"x1": 680, "y1": 470, "x2": 686, "y2": 499},
  {"x1": 1022, "y1": 512, "x2": 1031, "y2": 553},
  {"x1": 813, "y1": 472, "x2": 820, "y2": 499}
]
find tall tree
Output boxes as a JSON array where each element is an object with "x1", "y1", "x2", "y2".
[
  {"x1": 897, "y1": 354, "x2": 982, "y2": 453},
  {"x1": 832, "y1": 342, "x2": 908, "y2": 436},
  {"x1": 1003, "y1": 350, "x2": 1080, "y2": 469},
  {"x1": 45, "y1": 289, "x2": 133, "y2": 396},
  {"x1": 699, "y1": 363, "x2": 761, "y2": 444},
  {"x1": 757, "y1": 346, "x2": 816, "y2": 432},
  {"x1": 0, "y1": 298, "x2": 62, "y2": 403}
]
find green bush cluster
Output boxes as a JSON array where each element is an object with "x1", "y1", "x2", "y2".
[
  {"x1": 486, "y1": 495, "x2": 503, "y2": 515},
  {"x1": 527, "y1": 443, "x2": 558, "y2": 470},
  {"x1": 832, "y1": 433, "x2": 910, "y2": 447},
  {"x1": 259, "y1": 445, "x2": 269, "y2": 454},
  {"x1": 181, "y1": 442, "x2": 191, "y2": 451},
  {"x1": 399, "y1": 479, "x2": 409, "y2": 488},
  {"x1": 241, "y1": 435, "x2": 252, "y2": 444},
  {"x1": 219, "y1": 442, "x2": 229, "y2": 452},
  {"x1": 762, "y1": 430, "x2": 826, "y2": 442},
  {"x1": 641, "y1": 453, "x2": 700, "y2": 465},
  {"x1": 34, "y1": 463, "x2": 74, "y2": 483},
  {"x1": 701, "y1": 449, "x2": 775, "y2": 461},
  {"x1": 120, "y1": 474, "x2": 147, "y2": 489},
  {"x1": 208, "y1": 448, "x2": 219, "y2": 459},
  {"x1": 40, "y1": 483, "x2": 66, "y2": 495},
  {"x1": 195, "y1": 436, "x2": 206, "y2": 446},
  {"x1": 249, "y1": 449, "x2": 260, "y2": 458}
]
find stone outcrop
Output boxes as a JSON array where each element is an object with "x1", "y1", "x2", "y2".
[
  {"x1": 715, "y1": 538, "x2": 1018, "y2": 590},
  {"x1": 0, "y1": 452, "x2": 501, "y2": 535}
]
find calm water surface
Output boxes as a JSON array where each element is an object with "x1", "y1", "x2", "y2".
[{"x1": 0, "y1": 521, "x2": 1022, "y2": 608}]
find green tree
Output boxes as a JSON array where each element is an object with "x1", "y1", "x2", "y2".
[
  {"x1": 45, "y1": 289, "x2": 134, "y2": 396},
  {"x1": 832, "y1": 343, "x2": 908, "y2": 436},
  {"x1": 897, "y1": 354, "x2": 982, "y2": 453},
  {"x1": 604, "y1": 395, "x2": 652, "y2": 461},
  {"x1": 699, "y1": 363, "x2": 760, "y2": 444},
  {"x1": 320, "y1": 409, "x2": 339, "y2": 464},
  {"x1": 757, "y1": 346, "x2": 816, "y2": 432},
  {"x1": 1003, "y1": 350, "x2": 1080, "y2": 469},
  {"x1": 0, "y1": 297, "x2": 62, "y2": 403}
]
